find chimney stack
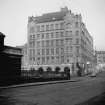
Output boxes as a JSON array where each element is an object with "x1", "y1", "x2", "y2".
[{"x1": 0, "y1": 32, "x2": 5, "y2": 50}]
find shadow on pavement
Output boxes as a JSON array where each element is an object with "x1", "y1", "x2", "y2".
[{"x1": 76, "y1": 92, "x2": 105, "y2": 105}]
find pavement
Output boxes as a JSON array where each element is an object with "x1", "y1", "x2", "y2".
[{"x1": 0, "y1": 75, "x2": 89, "y2": 89}]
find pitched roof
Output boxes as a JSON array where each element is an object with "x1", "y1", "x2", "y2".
[
  {"x1": 3, "y1": 45, "x2": 22, "y2": 56},
  {"x1": 35, "y1": 11, "x2": 68, "y2": 23},
  {"x1": 0, "y1": 32, "x2": 5, "y2": 37}
]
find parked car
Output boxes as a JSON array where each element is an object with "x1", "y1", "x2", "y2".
[{"x1": 90, "y1": 72, "x2": 96, "y2": 77}]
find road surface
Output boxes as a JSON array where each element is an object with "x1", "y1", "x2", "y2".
[{"x1": 0, "y1": 72, "x2": 105, "y2": 105}]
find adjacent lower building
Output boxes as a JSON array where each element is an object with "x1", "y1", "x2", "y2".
[
  {"x1": 0, "y1": 32, "x2": 22, "y2": 83},
  {"x1": 26, "y1": 7, "x2": 94, "y2": 75},
  {"x1": 19, "y1": 44, "x2": 29, "y2": 70}
]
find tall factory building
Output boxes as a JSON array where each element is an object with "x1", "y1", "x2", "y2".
[{"x1": 27, "y1": 7, "x2": 94, "y2": 74}]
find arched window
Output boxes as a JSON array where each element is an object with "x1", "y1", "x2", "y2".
[
  {"x1": 46, "y1": 67, "x2": 52, "y2": 73},
  {"x1": 38, "y1": 67, "x2": 44, "y2": 74},
  {"x1": 55, "y1": 67, "x2": 61, "y2": 74},
  {"x1": 64, "y1": 67, "x2": 70, "y2": 73}
]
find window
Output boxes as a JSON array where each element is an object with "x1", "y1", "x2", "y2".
[
  {"x1": 33, "y1": 57, "x2": 35, "y2": 61},
  {"x1": 37, "y1": 25, "x2": 40, "y2": 32},
  {"x1": 66, "y1": 23, "x2": 69, "y2": 29},
  {"x1": 51, "y1": 56, "x2": 54, "y2": 63},
  {"x1": 69, "y1": 31, "x2": 72, "y2": 36},
  {"x1": 41, "y1": 25, "x2": 44, "y2": 31},
  {"x1": 56, "y1": 56, "x2": 59, "y2": 63},
  {"x1": 76, "y1": 46, "x2": 79, "y2": 54},
  {"x1": 76, "y1": 38, "x2": 79, "y2": 44},
  {"x1": 37, "y1": 57, "x2": 40, "y2": 65},
  {"x1": 70, "y1": 46, "x2": 73, "y2": 51},
  {"x1": 29, "y1": 57, "x2": 32, "y2": 62},
  {"x1": 42, "y1": 49, "x2": 45, "y2": 55},
  {"x1": 67, "y1": 59, "x2": 69, "y2": 63},
  {"x1": 46, "y1": 49, "x2": 49, "y2": 55},
  {"x1": 61, "y1": 32, "x2": 64, "y2": 37},
  {"x1": 55, "y1": 24, "x2": 59, "y2": 30},
  {"x1": 65, "y1": 38, "x2": 69, "y2": 44},
  {"x1": 42, "y1": 41, "x2": 45, "y2": 47},
  {"x1": 75, "y1": 22, "x2": 79, "y2": 27},
  {"x1": 60, "y1": 22, "x2": 64, "y2": 29},
  {"x1": 46, "y1": 56, "x2": 50, "y2": 63},
  {"x1": 56, "y1": 48, "x2": 59, "y2": 55},
  {"x1": 56, "y1": 32, "x2": 59, "y2": 38},
  {"x1": 46, "y1": 33, "x2": 49, "y2": 39},
  {"x1": 37, "y1": 49, "x2": 40, "y2": 55},
  {"x1": 37, "y1": 41, "x2": 40, "y2": 47},
  {"x1": 75, "y1": 15, "x2": 78, "y2": 19},
  {"x1": 29, "y1": 49, "x2": 33, "y2": 57},
  {"x1": 76, "y1": 30, "x2": 79, "y2": 36},
  {"x1": 32, "y1": 41, "x2": 35, "y2": 47},
  {"x1": 61, "y1": 39, "x2": 64, "y2": 46},
  {"x1": 51, "y1": 48, "x2": 54, "y2": 55},
  {"x1": 66, "y1": 23, "x2": 72, "y2": 29},
  {"x1": 32, "y1": 34, "x2": 35, "y2": 39},
  {"x1": 56, "y1": 40, "x2": 59, "y2": 46},
  {"x1": 61, "y1": 48, "x2": 64, "y2": 54},
  {"x1": 61, "y1": 56, "x2": 64, "y2": 63},
  {"x1": 69, "y1": 38, "x2": 72, "y2": 44},
  {"x1": 24, "y1": 49, "x2": 27, "y2": 55},
  {"x1": 51, "y1": 40, "x2": 54, "y2": 46},
  {"x1": 51, "y1": 32, "x2": 54, "y2": 38},
  {"x1": 29, "y1": 41, "x2": 33, "y2": 47},
  {"x1": 46, "y1": 40, "x2": 49, "y2": 47},
  {"x1": 42, "y1": 57, "x2": 45, "y2": 64},
  {"x1": 32, "y1": 49, "x2": 35, "y2": 56},
  {"x1": 66, "y1": 31, "x2": 69, "y2": 37},
  {"x1": 66, "y1": 56, "x2": 70, "y2": 63},
  {"x1": 50, "y1": 24, "x2": 54, "y2": 30},
  {"x1": 42, "y1": 33, "x2": 44, "y2": 39},
  {"x1": 66, "y1": 46, "x2": 69, "y2": 52},
  {"x1": 46, "y1": 25, "x2": 49, "y2": 31},
  {"x1": 30, "y1": 27, "x2": 35, "y2": 33},
  {"x1": 37, "y1": 34, "x2": 40, "y2": 39}
]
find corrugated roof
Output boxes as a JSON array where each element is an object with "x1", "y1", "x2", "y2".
[{"x1": 35, "y1": 11, "x2": 68, "y2": 23}]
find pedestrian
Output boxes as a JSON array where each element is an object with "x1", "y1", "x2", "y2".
[{"x1": 67, "y1": 72, "x2": 70, "y2": 80}]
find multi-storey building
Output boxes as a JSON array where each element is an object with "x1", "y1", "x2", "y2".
[
  {"x1": 27, "y1": 7, "x2": 94, "y2": 74},
  {"x1": 96, "y1": 51, "x2": 105, "y2": 65}
]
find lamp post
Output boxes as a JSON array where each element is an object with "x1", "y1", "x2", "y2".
[{"x1": 86, "y1": 61, "x2": 90, "y2": 74}]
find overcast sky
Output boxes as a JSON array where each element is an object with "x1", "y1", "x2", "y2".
[{"x1": 0, "y1": 0, "x2": 105, "y2": 50}]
